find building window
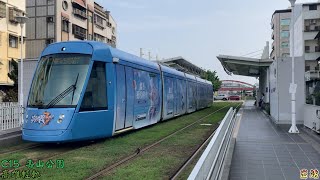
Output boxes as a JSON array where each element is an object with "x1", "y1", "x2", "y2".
[
  {"x1": 94, "y1": 33, "x2": 105, "y2": 42},
  {"x1": 316, "y1": 46, "x2": 320, "y2": 52},
  {"x1": 282, "y1": 53, "x2": 290, "y2": 57},
  {"x1": 73, "y1": 6, "x2": 87, "y2": 19},
  {"x1": 9, "y1": 35, "x2": 18, "y2": 48},
  {"x1": 112, "y1": 27, "x2": 115, "y2": 34},
  {"x1": 280, "y1": 19, "x2": 290, "y2": 26},
  {"x1": 305, "y1": 46, "x2": 310, "y2": 53},
  {"x1": 62, "y1": 0, "x2": 68, "y2": 11},
  {"x1": 280, "y1": 31, "x2": 289, "y2": 38},
  {"x1": 62, "y1": 20, "x2": 69, "y2": 32},
  {"x1": 309, "y1": 5, "x2": 317, "y2": 10},
  {"x1": 88, "y1": 34, "x2": 92, "y2": 40},
  {"x1": 94, "y1": 15, "x2": 104, "y2": 29},
  {"x1": 281, "y1": 42, "x2": 289, "y2": 48},
  {"x1": 0, "y1": 1, "x2": 6, "y2": 18},
  {"x1": 306, "y1": 66, "x2": 310, "y2": 71},
  {"x1": 72, "y1": 24, "x2": 87, "y2": 40}
]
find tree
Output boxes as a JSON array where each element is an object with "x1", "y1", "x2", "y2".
[
  {"x1": 201, "y1": 70, "x2": 221, "y2": 92},
  {"x1": 2, "y1": 59, "x2": 18, "y2": 102}
]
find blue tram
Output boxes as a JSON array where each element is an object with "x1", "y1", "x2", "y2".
[{"x1": 22, "y1": 41, "x2": 213, "y2": 142}]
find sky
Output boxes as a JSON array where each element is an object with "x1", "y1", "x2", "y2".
[{"x1": 95, "y1": 0, "x2": 316, "y2": 85}]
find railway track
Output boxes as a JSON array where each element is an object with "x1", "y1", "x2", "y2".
[
  {"x1": 0, "y1": 141, "x2": 97, "y2": 175},
  {"x1": 169, "y1": 102, "x2": 242, "y2": 179},
  {"x1": 86, "y1": 102, "x2": 240, "y2": 180},
  {"x1": 0, "y1": 143, "x2": 43, "y2": 157}
]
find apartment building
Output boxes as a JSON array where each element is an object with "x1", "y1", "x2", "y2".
[
  {"x1": 0, "y1": 0, "x2": 26, "y2": 86},
  {"x1": 270, "y1": 9, "x2": 291, "y2": 60},
  {"x1": 26, "y1": 0, "x2": 117, "y2": 59},
  {"x1": 291, "y1": 2, "x2": 320, "y2": 71}
]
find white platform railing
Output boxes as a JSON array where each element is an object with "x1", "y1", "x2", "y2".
[
  {"x1": 188, "y1": 107, "x2": 237, "y2": 180},
  {"x1": 0, "y1": 102, "x2": 22, "y2": 131}
]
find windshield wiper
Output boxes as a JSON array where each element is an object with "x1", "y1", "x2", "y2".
[
  {"x1": 44, "y1": 73, "x2": 79, "y2": 109},
  {"x1": 71, "y1": 73, "x2": 80, "y2": 104}
]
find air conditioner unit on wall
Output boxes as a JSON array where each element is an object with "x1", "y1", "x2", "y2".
[
  {"x1": 46, "y1": 39, "x2": 54, "y2": 45},
  {"x1": 47, "y1": 16, "x2": 54, "y2": 23}
]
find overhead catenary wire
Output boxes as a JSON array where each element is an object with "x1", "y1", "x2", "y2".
[
  {"x1": 240, "y1": 49, "x2": 263, "y2": 57},
  {"x1": 247, "y1": 53, "x2": 263, "y2": 58}
]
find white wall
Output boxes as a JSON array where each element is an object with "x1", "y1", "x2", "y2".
[
  {"x1": 269, "y1": 57, "x2": 305, "y2": 124},
  {"x1": 18, "y1": 59, "x2": 38, "y2": 107}
]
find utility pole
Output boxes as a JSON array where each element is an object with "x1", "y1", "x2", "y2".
[
  {"x1": 288, "y1": 0, "x2": 299, "y2": 133},
  {"x1": 148, "y1": 51, "x2": 151, "y2": 60},
  {"x1": 140, "y1": 48, "x2": 144, "y2": 58}
]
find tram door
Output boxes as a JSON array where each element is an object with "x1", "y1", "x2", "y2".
[{"x1": 115, "y1": 65, "x2": 127, "y2": 130}]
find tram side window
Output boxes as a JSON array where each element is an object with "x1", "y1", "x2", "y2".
[{"x1": 80, "y1": 62, "x2": 107, "y2": 111}]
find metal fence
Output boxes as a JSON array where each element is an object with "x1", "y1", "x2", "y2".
[
  {"x1": 188, "y1": 107, "x2": 237, "y2": 180},
  {"x1": 0, "y1": 102, "x2": 22, "y2": 131}
]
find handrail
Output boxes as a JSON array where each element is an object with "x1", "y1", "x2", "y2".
[{"x1": 188, "y1": 107, "x2": 237, "y2": 180}]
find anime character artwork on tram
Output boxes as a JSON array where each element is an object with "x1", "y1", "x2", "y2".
[{"x1": 22, "y1": 41, "x2": 213, "y2": 143}]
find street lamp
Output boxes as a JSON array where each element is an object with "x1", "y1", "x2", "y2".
[
  {"x1": 15, "y1": 15, "x2": 28, "y2": 125},
  {"x1": 288, "y1": 0, "x2": 299, "y2": 133}
]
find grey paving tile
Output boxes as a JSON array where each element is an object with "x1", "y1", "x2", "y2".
[
  {"x1": 265, "y1": 175, "x2": 285, "y2": 180},
  {"x1": 264, "y1": 168, "x2": 283, "y2": 175},
  {"x1": 263, "y1": 160, "x2": 279, "y2": 165},
  {"x1": 263, "y1": 164, "x2": 281, "y2": 169},
  {"x1": 230, "y1": 102, "x2": 320, "y2": 180},
  {"x1": 247, "y1": 173, "x2": 265, "y2": 180},
  {"x1": 229, "y1": 172, "x2": 247, "y2": 180},
  {"x1": 230, "y1": 177, "x2": 247, "y2": 180},
  {"x1": 283, "y1": 175, "x2": 302, "y2": 180}
]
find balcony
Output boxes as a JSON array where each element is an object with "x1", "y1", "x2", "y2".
[
  {"x1": 304, "y1": 31, "x2": 319, "y2": 40},
  {"x1": 305, "y1": 52, "x2": 320, "y2": 60},
  {"x1": 73, "y1": 8, "x2": 87, "y2": 19},
  {"x1": 305, "y1": 70, "x2": 320, "y2": 81},
  {"x1": 305, "y1": 25, "x2": 320, "y2": 32}
]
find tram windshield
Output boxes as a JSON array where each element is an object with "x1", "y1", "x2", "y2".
[{"x1": 28, "y1": 54, "x2": 91, "y2": 108}]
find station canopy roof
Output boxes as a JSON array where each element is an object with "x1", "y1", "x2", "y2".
[
  {"x1": 217, "y1": 55, "x2": 273, "y2": 77},
  {"x1": 158, "y1": 56, "x2": 205, "y2": 76}
]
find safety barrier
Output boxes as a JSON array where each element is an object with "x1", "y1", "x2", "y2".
[
  {"x1": 188, "y1": 107, "x2": 237, "y2": 180},
  {"x1": 0, "y1": 102, "x2": 22, "y2": 131}
]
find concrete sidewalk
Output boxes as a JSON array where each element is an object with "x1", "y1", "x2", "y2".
[
  {"x1": 230, "y1": 101, "x2": 320, "y2": 180},
  {"x1": 0, "y1": 127, "x2": 22, "y2": 147}
]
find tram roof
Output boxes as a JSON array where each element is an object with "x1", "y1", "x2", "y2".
[{"x1": 43, "y1": 41, "x2": 160, "y2": 70}]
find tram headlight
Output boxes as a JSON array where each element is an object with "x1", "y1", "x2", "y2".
[
  {"x1": 57, "y1": 114, "x2": 65, "y2": 124},
  {"x1": 25, "y1": 114, "x2": 28, "y2": 123}
]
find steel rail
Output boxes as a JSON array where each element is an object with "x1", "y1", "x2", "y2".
[{"x1": 86, "y1": 102, "x2": 239, "y2": 180}]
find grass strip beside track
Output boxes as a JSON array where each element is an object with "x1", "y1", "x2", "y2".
[
  {"x1": 100, "y1": 103, "x2": 241, "y2": 180},
  {"x1": 0, "y1": 102, "x2": 239, "y2": 180}
]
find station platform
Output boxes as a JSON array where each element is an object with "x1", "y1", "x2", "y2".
[
  {"x1": 0, "y1": 127, "x2": 22, "y2": 147},
  {"x1": 230, "y1": 101, "x2": 320, "y2": 180}
]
